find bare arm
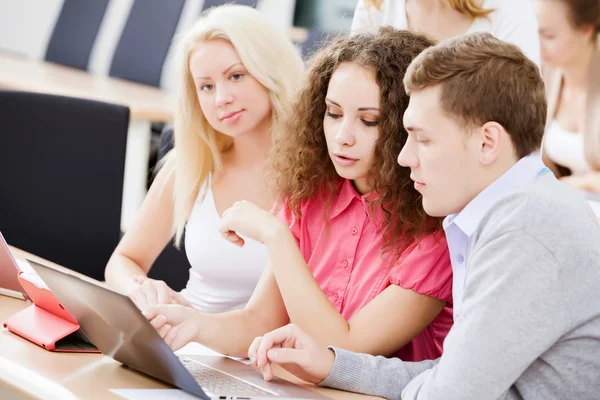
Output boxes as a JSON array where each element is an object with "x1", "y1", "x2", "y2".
[
  {"x1": 194, "y1": 264, "x2": 291, "y2": 357},
  {"x1": 105, "y1": 157, "x2": 176, "y2": 294},
  {"x1": 145, "y1": 262, "x2": 291, "y2": 357},
  {"x1": 265, "y1": 227, "x2": 446, "y2": 356}
]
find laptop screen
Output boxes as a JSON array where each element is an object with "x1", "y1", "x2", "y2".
[{"x1": 0, "y1": 232, "x2": 27, "y2": 299}]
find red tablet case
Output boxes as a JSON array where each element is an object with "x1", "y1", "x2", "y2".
[{"x1": 3, "y1": 272, "x2": 99, "y2": 353}]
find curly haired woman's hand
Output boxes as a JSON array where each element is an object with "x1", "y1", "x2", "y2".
[{"x1": 219, "y1": 200, "x2": 288, "y2": 247}]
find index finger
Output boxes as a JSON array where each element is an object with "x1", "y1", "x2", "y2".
[
  {"x1": 141, "y1": 304, "x2": 170, "y2": 320},
  {"x1": 256, "y1": 325, "x2": 297, "y2": 367},
  {"x1": 223, "y1": 231, "x2": 245, "y2": 247},
  {"x1": 248, "y1": 336, "x2": 263, "y2": 365}
]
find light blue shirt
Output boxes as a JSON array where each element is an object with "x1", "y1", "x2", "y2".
[{"x1": 443, "y1": 153, "x2": 548, "y2": 320}]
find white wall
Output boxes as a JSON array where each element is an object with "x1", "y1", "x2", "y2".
[
  {"x1": 0, "y1": 0, "x2": 64, "y2": 59},
  {"x1": 259, "y1": 0, "x2": 296, "y2": 31}
]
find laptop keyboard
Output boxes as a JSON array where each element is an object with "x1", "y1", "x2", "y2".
[{"x1": 178, "y1": 356, "x2": 274, "y2": 396}]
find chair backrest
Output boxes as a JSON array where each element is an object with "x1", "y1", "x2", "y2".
[
  {"x1": 157, "y1": 124, "x2": 175, "y2": 161},
  {"x1": 45, "y1": 0, "x2": 109, "y2": 70},
  {"x1": 0, "y1": 90, "x2": 129, "y2": 281},
  {"x1": 109, "y1": 0, "x2": 185, "y2": 87},
  {"x1": 148, "y1": 238, "x2": 190, "y2": 292},
  {"x1": 149, "y1": 125, "x2": 190, "y2": 291},
  {"x1": 201, "y1": 0, "x2": 257, "y2": 11}
]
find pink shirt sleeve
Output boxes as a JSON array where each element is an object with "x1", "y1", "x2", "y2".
[{"x1": 389, "y1": 231, "x2": 453, "y2": 303}]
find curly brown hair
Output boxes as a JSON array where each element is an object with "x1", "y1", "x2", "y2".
[{"x1": 271, "y1": 27, "x2": 441, "y2": 254}]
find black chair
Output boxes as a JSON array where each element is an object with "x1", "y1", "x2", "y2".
[
  {"x1": 109, "y1": 0, "x2": 186, "y2": 87},
  {"x1": 45, "y1": 0, "x2": 109, "y2": 70},
  {"x1": 148, "y1": 238, "x2": 190, "y2": 292},
  {"x1": 157, "y1": 124, "x2": 175, "y2": 162},
  {"x1": 146, "y1": 125, "x2": 190, "y2": 292},
  {"x1": 201, "y1": 0, "x2": 257, "y2": 11},
  {"x1": 0, "y1": 91, "x2": 129, "y2": 281}
]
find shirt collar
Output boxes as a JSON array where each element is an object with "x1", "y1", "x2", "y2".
[
  {"x1": 329, "y1": 179, "x2": 382, "y2": 226},
  {"x1": 443, "y1": 153, "x2": 547, "y2": 237}
]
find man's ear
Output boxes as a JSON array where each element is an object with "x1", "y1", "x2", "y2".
[{"x1": 478, "y1": 121, "x2": 506, "y2": 166}]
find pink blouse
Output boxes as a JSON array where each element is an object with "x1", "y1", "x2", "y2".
[{"x1": 275, "y1": 179, "x2": 453, "y2": 361}]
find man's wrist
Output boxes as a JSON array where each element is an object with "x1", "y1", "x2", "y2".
[
  {"x1": 318, "y1": 347, "x2": 363, "y2": 391},
  {"x1": 316, "y1": 348, "x2": 336, "y2": 384}
]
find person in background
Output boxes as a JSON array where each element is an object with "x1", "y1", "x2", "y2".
[
  {"x1": 536, "y1": 0, "x2": 600, "y2": 193},
  {"x1": 351, "y1": 0, "x2": 540, "y2": 66},
  {"x1": 144, "y1": 28, "x2": 454, "y2": 363},
  {"x1": 245, "y1": 33, "x2": 600, "y2": 400},
  {"x1": 104, "y1": 5, "x2": 304, "y2": 313}
]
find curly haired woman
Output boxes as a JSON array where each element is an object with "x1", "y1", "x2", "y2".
[{"x1": 144, "y1": 27, "x2": 453, "y2": 366}]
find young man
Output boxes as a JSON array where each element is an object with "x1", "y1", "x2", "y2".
[{"x1": 245, "y1": 33, "x2": 600, "y2": 400}]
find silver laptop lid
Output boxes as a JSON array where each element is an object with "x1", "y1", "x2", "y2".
[{"x1": 27, "y1": 259, "x2": 209, "y2": 399}]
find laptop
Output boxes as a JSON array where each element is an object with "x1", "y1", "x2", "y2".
[
  {"x1": 0, "y1": 231, "x2": 28, "y2": 300},
  {"x1": 28, "y1": 259, "x2": 331, "y2": 400}
]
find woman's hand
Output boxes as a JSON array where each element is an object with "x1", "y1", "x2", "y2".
[
  {"x1": 219, "y1": 200, "x2": 286, "y2": 247},
  {"x1": 128, "y1": 275, "x2": 190, "y2": 310},
  {"x1": 248, "y1": 324, "x2": 335, "y2": 384},
  {"x1": 142, "y1": 304, "x2": 202, "y2": 351}
]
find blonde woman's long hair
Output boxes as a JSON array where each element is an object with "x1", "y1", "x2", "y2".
[
  {"x1": 170, "y1": 5, "x2": 304, "y2": 245},
  {"x1": 366, "y1": 0, "x2": 493, "y2": 19}
]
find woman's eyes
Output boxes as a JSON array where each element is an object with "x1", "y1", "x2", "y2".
[
  {"x1": 326, "y1": 111, "x2": 379, "y2": 127},
  {"x1": 199, "y1": 73, "x2": 244, "y2": 91}
]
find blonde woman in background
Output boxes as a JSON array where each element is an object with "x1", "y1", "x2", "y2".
[
  {"x1": 536, "y1": 0, "x2": 600, "y2": 194},
  {"x1": 104, "y1": 5, "x2": 304, "y2": 313},
  {"x1": 351, "y1": 0, "x2": 540, "y2": 66}
]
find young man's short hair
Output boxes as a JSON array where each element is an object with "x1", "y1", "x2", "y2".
[{"x1": 404, "y1": 32, "x2": 546, "y2": 158}]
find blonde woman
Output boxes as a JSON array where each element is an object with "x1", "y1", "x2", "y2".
[
  {"x1": 351, "y1": 0, "x2": 540, "y2": 66},
  {"x1": 104, "y1": 5, "x2": 304, "y2": 313},
  {"x1": 536, "y1": 0, "x2": 600, "y2": 194}
]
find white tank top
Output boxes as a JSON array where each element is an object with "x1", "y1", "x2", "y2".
[
  {"x1": 544, "y1": 120, "x2": 591, "y2": 175},
  {"x1": 180, "y1": 183, "x2": 268, "y2": 313}
]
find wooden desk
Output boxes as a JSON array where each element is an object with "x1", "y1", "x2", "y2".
[
  {"x1": 0, "y1": 248, "x2": 379, "y2": 400},
  {"x1": 0, "y1": 53, "x2": 175, "y2": 232}
]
